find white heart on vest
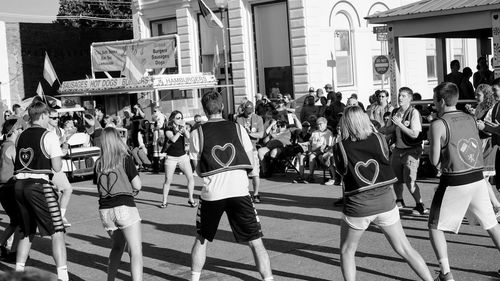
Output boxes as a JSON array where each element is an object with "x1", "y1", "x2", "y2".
[
  {"x1": 354, "y1": 159, "x2": 380, "y2": 185},
  {"x1": 457, "y1": 138, "x2": 480, "y2": 168},
  {"x1": 19, "y1": 148, "x2": 34, "y2": 168},
  {"x1": 211, "y1": 143, "x2": 236, "y2": 168}
]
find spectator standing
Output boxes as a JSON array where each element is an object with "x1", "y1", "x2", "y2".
[
  {"x1": 189, "y1": 91, "x2": 273, "y2": 281},
  {"x1": 325, "y1": 92, "x2": 346, "y2": 131},
  {"x1": 444, "y1": 60, "x2": 463, "y2": 88},
  {"x1": 152, "y1": 106, "x2": 167, "y2": 173},
  {"x1": 325, "y1": 84, "x2": 335, "y2": 106},
  {"x1": 367, "y1": 90, "x2": 393, "y2": 127},
  {"x1": 130, "y1": 120, "x2": 152, "y2": 171},
  {"x1": 236, "y1": 101, "x2": 264, "y2": 203},
  {"x1": 300, "y1": 96, "x2": 319, "y2": 126},
  {"x1": 459, "y1": 67, "x2": 475, "y2": 101},
  {"x1": 473, "y1": 56, "x2": 494, "y2": 89},
  {"x1": 191, "y1": 114, "x2": 203, "y2": 132}
]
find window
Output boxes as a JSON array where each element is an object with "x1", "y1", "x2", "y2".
[
  {"x1": 334, "y1": 13, "x2": 354, "y2": 86},
  {"x1": 151, "y1": 18, "x2": 177, "y2": 37},
  {"x1": 426, "y1": 39, "x2": 437, "y2": 80}
]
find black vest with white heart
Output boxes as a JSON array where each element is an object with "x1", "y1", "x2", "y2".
[
  {"x1": 14, "y1": 127, "x2": 52, "y2": 175},
  {"x1": 437, "y1": 111, "x2": 484, "y2": 186},
  {"x1": 197, "y1": 120, "x2": 252, "y2": 177},
  {"x1": 336, "y1": 133, "x2": 397, "y2": 196}
]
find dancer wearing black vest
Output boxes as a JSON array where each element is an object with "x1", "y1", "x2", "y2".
[
  {"x1": 189, "y1": 91, "x2": 273, "y2": 281},
  {"x1": 382, "y1": 87, "x2": 428, "y2": 215},
  {"x1": 335, "y1": 106, "x2": 432, "y2": 281},
  {"x1": 430, "y1": 82, "x2": 500, "y2": 281},
  {"x1": 13, "y1": 102, "x2": 69, "y2": 281}
]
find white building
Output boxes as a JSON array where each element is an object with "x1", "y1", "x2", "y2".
[{"x1": 131, "y1": 0, "x2": 480, "y2": 112}]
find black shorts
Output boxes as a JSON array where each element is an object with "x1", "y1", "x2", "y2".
[
  {"x1": 15, "y1": 178, "x2": 65, "y2": 237},
  {"x1": 0, "y1": 180, "x2": 20, "y2": 227},
  {"x1": 196, "y1": 195, "x2": 263, "y2": 243}
]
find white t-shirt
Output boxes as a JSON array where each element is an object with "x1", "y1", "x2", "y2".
[
  {"x1": 310, "y1": 129, "x2": 333, "y2": 152},
  {"x1": 189, "y1": 123, "x2": 253, "y2": 201}
]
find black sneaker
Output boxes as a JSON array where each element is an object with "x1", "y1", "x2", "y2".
[
  {"x1": 412, "y1": 203, "x2": 430, "y2": 215},
  {"x1": 253, "y1": 195, "x2": 261, "y2": 203}
]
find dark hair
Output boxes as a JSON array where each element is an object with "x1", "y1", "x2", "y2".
[
  {"x1": 434, "y1": 82, "x2": 458, "y2": 106},
  {"x1": 306, "y1": 95, "x2": 315, "y2": 106},
  {"x1": 492, "y1": 77, "x2": 500, "y2": 87},
  {"x1": 412, "y1": 93, "x2": 422, "y2": 101},
  {"x1": 201, "y1": 91, "x2": 224, "y2": 115},
  {"x1": 463, "y1": 67, "x2": 473, "y2": 78},
  {"x1": 27, "y1": 101, "x2": 48, "y2": 122},
  {"x1": 377, "y1": 90, "x2": 388, "y2": 97},
  {"x1": 276, "y1": 120, "x2": 287, "y2": 128},
  {"x1": 450, "y1": 59, "x2": 460, "y2": 69},
  {"x1": 399, "y1": 87, "x2": 413, "y2": 97},
  {"x1": 194, "y1": 114, "x2": 201, "y2": 119},
  {"x1": 12, "y1": 104, "x2": 20, "y2": 111},
  {"x1": 2, "y1": 119, "x2": 18, "y2": 137},
  {"x1": 167, "y1": 110, "x2": 183, "y2": 130}
]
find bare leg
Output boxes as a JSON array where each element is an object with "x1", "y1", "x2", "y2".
[
  {"x1": 394, "y1": 182, "x2": 404, "y2": 201},
  {"x1": 107, "y1": 229, "x2": 126, "y2": 281},
  {"x1": 51, "y1": 231, "x2": 67, "y2": 267},
  {"x1": 340, "y1": 221, "x2": 364, "y2": 281},
  {"x1": 248, "y1": 238, "x2": 273, "y2": 279},
  {"x1": 407, "y1": 182, "x2": 423, "y2": 204},
  {"x1": 191, "y1": 235, "x2": 207, "y2": 273},
  {"x1": 487, "y1": 224, "x2": 500, "y2": 252},
  {"x1": 162, "y1": 161, "x2": 177, "y2": 205},
  {"x1": 121, "y1": 222, "x2": 143, "y2": 281},
  {"x1": 178, "y1": 156, "x2": 196, "y2": 202},
  {"x1": 381, "y1": 220, "x2": 433, "y2": 281},
  {"x1": 429, "y1": 229, "x2": 450, "y2": 274},
  {"x1": 252, "y1": 176, "x2": 260, "y2": 196},
  {"x1": 15, "y1": 234, "x2": 33, "y2": 266}
]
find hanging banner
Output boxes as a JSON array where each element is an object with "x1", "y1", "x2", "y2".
[{"x1": 91, "y1": 36, "x2": 177, "y2": 72}]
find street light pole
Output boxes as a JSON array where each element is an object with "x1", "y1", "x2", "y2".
[{"x1": 215, "y1": 0, "x2": 232, "y2": 114}]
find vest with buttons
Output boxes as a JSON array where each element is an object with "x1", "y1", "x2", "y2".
[
  {"x1": 337, "y1": 133, "x2": 397, "y2": 196},
  {"x1": 197, "y1": 120, "x2": 252, "y2": 177}
]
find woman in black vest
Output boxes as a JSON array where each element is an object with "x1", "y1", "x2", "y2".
[
  {"x1": 160, "y1": 111, "x2": 196, "y2": 208},
  {"x1": 334, "y1": 106, "x2": 432, "y2": 281}
]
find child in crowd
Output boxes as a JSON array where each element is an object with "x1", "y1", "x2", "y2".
[{"x1": 94, "y1": 127, "x2": 143, "y2": 281}]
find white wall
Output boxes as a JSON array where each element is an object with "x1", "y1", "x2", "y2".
[{"x1": 0, "y1": 22, "x2": 11, "y2": 108}]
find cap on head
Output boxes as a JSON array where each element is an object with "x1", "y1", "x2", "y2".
[
  {"x1": 309, "y1": 87, "x2": 315, "y2": 92},
  {"x1": 324, "y1": 84, "x2": 333, "y2": 90}
]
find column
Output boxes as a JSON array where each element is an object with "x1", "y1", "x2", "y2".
[
  {"x1": 288, "y1": 0, "x2": 309, "y2": 98},
  {"x1": 492, "y1": 11, "x2": 500, "y2": 79},
  {"x1": 176, "y1": 1, "x2": 199, "y2": 74},
  {"x1": 387, "y1": 25, "x2": 400, "y2": 106},
  {"x1": 435, "y1": 38, "x2": 447, "y2": 83}
]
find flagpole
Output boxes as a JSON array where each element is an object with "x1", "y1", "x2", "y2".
[{"x1": 220, "y1": 6, "x2": 231, "y2": 115}]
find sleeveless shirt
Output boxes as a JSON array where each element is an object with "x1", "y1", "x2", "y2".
[
  {"x1": 197, "y1": 120, "x2": 252, "y2": 177},
  {"x1": 0, "y1": 140, "x2": 15, "y2": 183},
  {"x1": 14, "y1": 127, "x2": 52, "y2": 175},
  {"x1": 438, "y1": 111, "x2": 484, "y2": 186}
]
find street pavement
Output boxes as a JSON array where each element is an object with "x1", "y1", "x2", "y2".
[{"x1": 0, "y1": 171, "x2": 500, "y2": 280}]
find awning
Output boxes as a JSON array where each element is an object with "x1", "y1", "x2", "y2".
[
  {"x1": 365, "y1": 0, "x2": 500, "y2": 38},
  {"x1": 57, "y1": 73, "x2": 218, "y2": 97}
]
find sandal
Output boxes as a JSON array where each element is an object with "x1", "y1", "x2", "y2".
[
  {"x1": 159, "y1": 203, "x2": 168, "y2": 208},
  {"x1": 188, "y1": 200, "x2": 198, "y2": 208}
]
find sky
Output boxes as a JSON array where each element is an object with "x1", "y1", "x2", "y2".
[{"x1": 0, "y1": 0, "x2": 60, "y2": 23}]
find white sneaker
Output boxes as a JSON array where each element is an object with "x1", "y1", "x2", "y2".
[
  {"x1": 325, "y1": 179, "x2": 336, "y2": 186},
  {"x1": 62, "y1": 217, "x2": 71, "y2": 228}
]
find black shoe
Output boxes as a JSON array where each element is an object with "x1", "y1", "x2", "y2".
[
  {"x1": 396, "y1": 199, "x2": 406, "y2": 209},
  {"x1": 253, "y1": 195, "x2": 261, "y2": 203},
  {"x1": 412, "y1": 203, "x2": 429, "y2": 215},
  {"x1": 0, "y1": 246, "x2": 7, "y2": 259}
]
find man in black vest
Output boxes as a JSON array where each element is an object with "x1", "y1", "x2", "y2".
[
  {"x1": 382, "y1": 87, "x2": 428, "y2": 215},
  {"x1": 13, "y1": 102, "x2": 69, "y2": 281},
  {"x1": 188, "y1": 91, "x2": 273, "y2": 281}
]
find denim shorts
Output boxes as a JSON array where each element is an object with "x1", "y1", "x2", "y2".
[{"x1": 99, "y1": 205, "x2": 141, "y2": 231}]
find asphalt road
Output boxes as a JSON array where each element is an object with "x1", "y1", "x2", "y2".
[{"x1": 0, "y1": 172, "x2": 499, "y2": 280}]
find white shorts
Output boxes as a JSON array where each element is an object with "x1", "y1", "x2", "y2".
[
  {"x1": 248, "y1": 150, "x2": 260, "y2": 178},
  {"x1": 343, "y1": 206, "x2": 400, "y2": 230},
  {"x1": 165, "y1": 154, "x2": 190, "y2": 166},
  {"x1": 429, "y1": 179, "x2": 498, "y2": 233}
]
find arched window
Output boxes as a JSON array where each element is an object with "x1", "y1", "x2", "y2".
[{"x1": 334, "y1": 12, "x2": 354, "y2": 86}]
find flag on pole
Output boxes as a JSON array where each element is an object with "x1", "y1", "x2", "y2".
[
  {"x1": 123, "y1": 45, "x2": 145, "y2": 83},
  {"x1": 36, "y1": 82, "x2": 44, "y2": 98},
  {"x1": 43, "y1": 52, "x2": 59, "y2": 86},
  {"x1": 198, "y1": 0, "x2": 223, "y2": 29},
  {"x1": 212, "y1": 42, "x2": 220, "y2": 74}
]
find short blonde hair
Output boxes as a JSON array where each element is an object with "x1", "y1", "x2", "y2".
[{"x1": 340, "y1": 106, "x2": 373, "y2": 141}]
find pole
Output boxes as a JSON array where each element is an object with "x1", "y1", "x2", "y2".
[{"x1": 221, "y1": 8, "x2": 232, "y2": 114}]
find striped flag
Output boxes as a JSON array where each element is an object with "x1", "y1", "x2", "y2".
[
  {"x1": 123, "y1": 45, "x2": 145, "y2": 83},
  {"x1": 43, "y1": 52, "x2": 58, "y2": 86},
  {"x1": 198, "y1": 0, "x2": 223, "y2": 28},
  {"x1": 212, "y1": 41, "x2": 220, "y2": 74}
]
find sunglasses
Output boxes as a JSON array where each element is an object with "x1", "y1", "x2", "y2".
[
  {"x1": 175, "y1": 116, "x2": 183, "y2": 120},
  {"x1": 50, "y1": 117, "x2": 59, "y2": 120}
]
